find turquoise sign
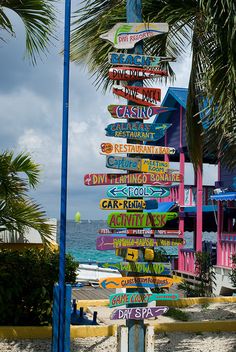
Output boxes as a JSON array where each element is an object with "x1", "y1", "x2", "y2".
[{"x1": 109, "y1": 292, "x2": 179, "y2": 308}]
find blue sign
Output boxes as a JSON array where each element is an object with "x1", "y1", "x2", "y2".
[
  {"x1": 107, "y1": 185, "x2": 170, "y2": 198},
  {"x1": 108, "y1": 52, "x2": 174, "y2": 67},
  {"x1": 105, "y1": 122, "x2": 171, "y2": 141}
]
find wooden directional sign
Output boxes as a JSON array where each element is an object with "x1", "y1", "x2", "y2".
[
  {"x1": 98, "y1": 229, "x2": 183, "y2": 236},
  {"x1": 105, "y1": 122, "x2": 171, "y2": 141},
  {"x1": 109, "y1": 52, "x2": 175, "y2": 67},
  {"x1": 99, "y1": 275, "x2": 182, "y2": 289},
  {"x1": 107, "y1": 212, "x2": 178, "y2": 228},
  {"x1": 84, "y1": 172, "x2": 182, "y2": 186},
  {"x1": 108, "y1": 104, "x2": 176, "y2": 119},
  {"x1": 116, "y1": 248, "x2": 139, "y2": 262},
  {"x1": 106, "y1": 156, "x2": 169, "y2": 173},
  {"x1": 97, "y1": 262, "x2": 171, "y2": 275},
  {"x1": 111, "y1": 306, "x2": 169, "y2": 320},
  {"x1": 109, "y1": 66, "x2": 168, "y2": 81},
  {"x1": 100, "y1": 142, "x2": 175, "y2": 155},
  {"x1": 106, "y1": 185, "x2": 170, "y2": 198},
  {"x1": 113, "y1": 85, "x2": 161, "y2": 106},
  {"x1": 115, "y1": 248, "x2": 154, "y2": 262},
  {"x1": 96, "y1": 236, "x2": 183, "y2": 250},
  {"x1": 109, "y1": 292, "x2": 179, "y2": 308},
  {"x1": 100, "y1": 22, "x2": 168, "y2": 49},
  {"x1": 99, "y1": 198, "x2": 158, "y2": 210}
]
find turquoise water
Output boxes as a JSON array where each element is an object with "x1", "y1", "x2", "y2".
[{"x1": 60, "y1": 220, "x2": 217, "y2": 263}]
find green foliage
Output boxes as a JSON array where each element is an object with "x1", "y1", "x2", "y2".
[
  {"x1": 195, "y1": 251, "x2": 216, "y2": 297},
  {"x1": 0, "y1": 248, "x2": 78, "y2": 326},
  {"x1": 0, "y1": 151, "x2": 55, "y2": 243},
  {"x1": 165, "y1": 308, "x2": 189, "y2": 321},
  {"x1": 228, "y1": 254, "x2": 236, "y2": 288},
  {"x1": 179, "y1": 252, "x2": 216, "y2": 297},
  {"x1": 70, "y1": 0, "x2": 236, "y2": 169},
  {"x1": 0, "y1": 0, "x2": 56, "y2": 63}
]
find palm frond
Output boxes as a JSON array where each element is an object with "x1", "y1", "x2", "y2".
[{"x1": 0, "y1": 0, "x2": 56, "y2": 63}]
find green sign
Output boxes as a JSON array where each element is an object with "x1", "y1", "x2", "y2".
[{"x1": 107, "y1": 212, "x2": 178, "y2": 228}]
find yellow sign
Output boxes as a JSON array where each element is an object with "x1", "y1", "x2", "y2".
[
  {"x1": 144, "y1": 248, "x2": 155, "y2": 261},
  {"x1": 115, "y1": 248, "x2": 139, "y2": 262},
  {"x1": 100, "y1": 198, "x2": 146, "y2": 210},
  {"x1": 141, "y1": 159, "x2": 169, "y2": 173}
]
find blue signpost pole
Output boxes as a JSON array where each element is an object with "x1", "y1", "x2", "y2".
[
  {"x1": 126, "y1": 1, "x2": 145, "y2": 352},
  {"x1": 58, "y1": 0, "x2": 71, "y2": 351}
]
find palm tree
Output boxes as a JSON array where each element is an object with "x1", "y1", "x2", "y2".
[
  {"x1": 70, "y1": 0, "x2": 236, "y2": 169},
  {"x1": 0, "y1": 0, "x2": 56, "y2": 63},
  {"x1": 0, "y1": 151, "x2": 54, "y2": 243}
]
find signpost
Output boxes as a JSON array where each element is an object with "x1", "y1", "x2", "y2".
[
  {"x1": 109, "y1": 66, "x2": 168, "y2": 80},
  {"x1": 108, "y1": 104, "x2": 176, "y2": 119},
  {"x1": 109, "y1": 292, "x2": 179, "y2": 307},
  {"x1": 99, "y1": 275, "x2": 182, "y2": 289},
  {"x1": 106, "y1": 185, "x2": 170, "y2": 198},
  {"x1": 111, "y1": 306, "x2": 169, "y2": 320},
  {"x1": 113, "y1": 84, "x2": 161, "y2": 106},
  {"x1": 100, "y1": 142, "x2": 175, "y2": 155},
  {"x1": 96, "y1": 235, "x2": 184, "y2": 250},
  {"x1": 99, "y1": 198, "x2": 158, "y2": 210},
  {"x1": 97, "y1": 262, "x2": 171, "y2": 275},
  {"x1": 105, "y1": 122, "x2": 171, "y2": 141},
  {"x1": 106, "y1": 155, "x2": 169, "y2": 173},
  {"x1": 109, "y1": 52, "x2": 175, "y2": 66},
  {"x1": 99, "y1": 22, "x2": 168, "y2": 49},
  {"x1": 98, "y1": 229, "x2": 183, "y2": 236},
  {"x1": 84, "y1": 172, "x2": 181, "y2": 186},
  {"x1": 107, "y1": 212, "x2": 178, "y2": 228}
]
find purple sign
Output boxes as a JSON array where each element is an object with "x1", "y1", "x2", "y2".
[
  {"x1": 96, "y1": 236, "x2": 183, "y2": 250},
  {"x1": 111, "y1": 306, "x2": 169, "y2": 320}
]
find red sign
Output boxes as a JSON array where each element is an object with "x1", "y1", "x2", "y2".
[
  {"x1": 84, "y1": 173, "x2": 182, "y2": 186},
  {"x1": 98, "y1": 229, "x2": 182, "y2": 236},
  {"x1": 109, "y1": 66, "x2": 168, "y2": 80},
  {"x1": 113, "y1": 85, "x2": 161, "y2": 106}
]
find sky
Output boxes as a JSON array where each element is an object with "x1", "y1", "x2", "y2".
[{"x1": 0, "y1": 2, "x2": 196, "y2": 220}]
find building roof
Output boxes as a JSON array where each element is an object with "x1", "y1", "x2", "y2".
[{"x1": 155, "y1": 87, "x2": 188, "y2": 123}]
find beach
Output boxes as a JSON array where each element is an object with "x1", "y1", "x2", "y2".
[
  {"x1": 1, "y1": 302, "x2": 236, "y2": 351},
  {"x1": 1, "y1": 332, "x2": 236, "y2": 352}
]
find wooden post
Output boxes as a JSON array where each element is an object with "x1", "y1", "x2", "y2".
[
  {"x1": 196, "y1": 163, "x2": 203, "y2": 252},
  {"x1": 178, "y1": 105, "x2": 185, "y2": 271},
  {"x1": 217, "y1": 161, "x2": 223, "y2": 265},
  {"x1": 126, "y1": 1, "x2": 145, "y2": 352}
]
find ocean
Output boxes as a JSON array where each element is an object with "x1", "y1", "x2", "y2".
[{"x1": 59, "y1": 220, "x2": 217, "y2": 263}]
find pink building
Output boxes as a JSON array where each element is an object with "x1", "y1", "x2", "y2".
[{"x1": 153, "y1": 88, "x2": 236, "y2": 294}]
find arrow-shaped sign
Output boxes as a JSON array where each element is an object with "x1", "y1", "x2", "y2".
[
  {"x1": 99, "y1": 198, "x2": 158, "y2": 210},
  {"x1": 99, "y1": 275, "x2": 182, "y2": 289},
  {"x1": 109, "y1": 66, "x2": 168, "y2": 80},
  {"x1": 105, "y1": 122, "x2": 171, "y2": 142},
  {"x1": 97, "y1": 262, "x2": 171, "y2": 275},
  {"x1": 100, "y1": 142, "x2": 175, "y2": 155},
  {"x1": 107, "y1": 104, "x2": 176, "y2": 119},
  {"x1": 109, "y1": 292, "x2": 179, "y2": 308},
  {"x1": 84, "y1": 172, "x2": 182, "y2": 186},
  {"x1": 111, "y1": 306, "x2": 169, "y2": 320},
  {"x1": 96, "y1": 236, "x2": 184, "y2": 250},
  {"x1": 108, "y1": 52, "x2": 175, "y2": 67},
  {"x1": 113, "y1": 85, "x2": 161, "y2": 106},
  {"x1": 107, "y1": 212, "x2": 178, "y2": 228},
  {"x1": 107, "y1": 185, "x2": 170, "y2": 198},
  {"x1": 100, "y1": 22, "x2": 168, "y2": 49},
  {"x1": 98, "y1": 229, "x2": 183, "y2": 236}
]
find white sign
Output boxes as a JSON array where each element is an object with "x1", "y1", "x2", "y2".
[{"x1": 100, "y1": 22, "x2": 169, "y2": 49}]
